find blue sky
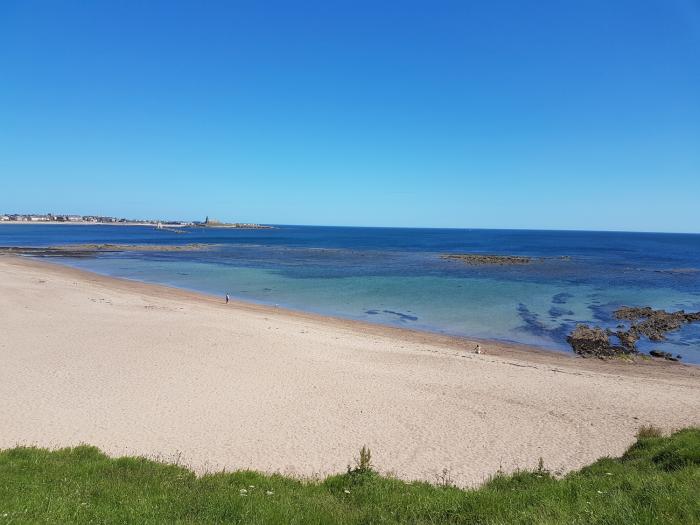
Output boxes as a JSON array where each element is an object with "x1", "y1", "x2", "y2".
[{"x1": 1, "y1": 1, "x2": 699, "y2": 232}]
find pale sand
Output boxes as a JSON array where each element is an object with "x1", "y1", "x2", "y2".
[{"x1": 1, "y1": 255, "x2": 698, "y2": 487}]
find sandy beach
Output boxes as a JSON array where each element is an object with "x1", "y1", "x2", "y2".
[{"x1": 1, "y1": 255, "x2": 698, "y2": 487}]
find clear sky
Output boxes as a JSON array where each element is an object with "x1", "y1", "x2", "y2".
[{"x1": 1, "y1": 1, "x2": 699, "y2": 232}]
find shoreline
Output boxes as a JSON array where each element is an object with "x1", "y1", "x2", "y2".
[
  {"x1": 6, "y1": 254, "x2": 695, "y2": 377},
  {"x1": 1, "y1": 254, "x2": 699, "y2": 487},
  {"x1": 0, "y1": 221, "x2": 274, "y2": 229},
  {"x1": 0, "y1": 221, "x2": 161, "y2": 226}
]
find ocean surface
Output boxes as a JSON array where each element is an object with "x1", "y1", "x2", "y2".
[{"x1": 3, "y1": 224, "x2": 700, "y2": 363}]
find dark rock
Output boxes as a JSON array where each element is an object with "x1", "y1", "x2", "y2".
[
  {"x1": 440, "y1": 254, "x2": 532, "y2": 265},
  {"x1": 568, "y1": 306, "x2": 699, "y2": 360},
  {"x1": 567, "y1": 324, "x2": 634, "y2": 358},
  {"x1": 613, "y1": 329, "x2": 639, "y2": 351},
  {"x1": 614, "y1": 306, "x2": 700, "y2": 343},
  {"x1": 649, "y1": 350, "x2": 682, "y2": 361}
]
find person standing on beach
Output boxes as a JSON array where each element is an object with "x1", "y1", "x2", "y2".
[{"x1": 225, "y1": 293, "x2": 229, "y2": 304}]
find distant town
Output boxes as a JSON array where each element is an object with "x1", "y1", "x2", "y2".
[
  {"x1": 0, "y1": 213, "x2": 272, "y2": 229},
  {"x1": 1, "y1": 213, "x2": 158, "y2": 224}
]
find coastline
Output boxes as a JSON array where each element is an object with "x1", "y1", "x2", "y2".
[
  {"x1": 0, "y1": 221, "x2": 160, "y2": 226},
  {"x1": 0, "y1": 221, "x2": 273, "y2": 229},
  {"x1": 1, "y1": 254, "x2": 699, "y2": 487},
  {"x1": 5, "y1": 254, "x2": 695, "y2": 377}
]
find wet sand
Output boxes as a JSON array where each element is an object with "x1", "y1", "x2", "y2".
[{"x1": 1, "y1": 255, "x2": 698, "y2": 486}]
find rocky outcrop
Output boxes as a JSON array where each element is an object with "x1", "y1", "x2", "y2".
[
  {"x1": 566, "y1": 325, "x2": 629, "y2": 358},
  {"x1": 614, "y1": 307, "x2": 700, "y2": 342},
  {"x1": 440, "y1": 254, "x2": 532, "y2": 265},
  {"x1": 566, "y1": 306, "x2": 700, "y2": 360}
]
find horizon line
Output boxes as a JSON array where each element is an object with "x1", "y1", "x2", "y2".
[{"x1": 1, "y1": 213, "x2": 699, "y2": 236}]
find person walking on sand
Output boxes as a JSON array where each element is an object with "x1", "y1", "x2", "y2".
[{"x1": 225, "y1": 293, "x2": 229, "y2": 304}]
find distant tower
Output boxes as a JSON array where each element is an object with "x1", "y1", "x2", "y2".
[{"x1": 205, "y1": 216, "x2": 209, "y2": 225}]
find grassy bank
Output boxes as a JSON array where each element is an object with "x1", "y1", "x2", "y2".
[{"x1": 0, "y1": 429, "x2": 698, "y2": 524}]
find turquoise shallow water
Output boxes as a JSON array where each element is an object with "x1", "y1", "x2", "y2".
[{"x1": 2, "y1": 224, "x2": 700, "y2": 362}]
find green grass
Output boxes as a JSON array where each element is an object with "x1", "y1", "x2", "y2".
[{"x1": 1, "y1": 429, "x2": 698, "y2": 524}]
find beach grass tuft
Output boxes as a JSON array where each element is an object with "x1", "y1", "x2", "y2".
[
  {"x1": 637, "y1": 424, "x2": 664, "y2": 439},
  {"x1": 351, "y1": 445, "x2": 373, "y2": 474},
  {"x1": 0, "y1": 428, "x2": 698, "y2": 524}
]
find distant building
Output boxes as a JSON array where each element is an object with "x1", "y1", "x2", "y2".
[
  {"x1": 0, "y1": 215, "x2": 9, "y2": 221},
  {"x1": 204, "y1": 216, "x2": 223, "y2": 225}
]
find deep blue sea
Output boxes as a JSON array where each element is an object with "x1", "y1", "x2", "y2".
[{"x1": 3, "y1": 224, "x2": 700, "y2": 362}]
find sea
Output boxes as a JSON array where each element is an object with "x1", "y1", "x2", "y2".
[{"x1": 2, "y1": 224, "x2": 700, "y2": 363}]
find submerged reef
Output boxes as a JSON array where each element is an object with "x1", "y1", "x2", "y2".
[
  {"x1": 567, "y1": 306, "x2": 700, "y2": 360},
  {"x1": 440, "y1": 254, "x2": 533, "y2": 265},
  {"x1": 0, "y1": 244, "x2": 216, "y2": 257}
]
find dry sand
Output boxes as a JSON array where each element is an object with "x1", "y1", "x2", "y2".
[{"x1": 1, "y1": 255, "x2": 698, "y2": 487}]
